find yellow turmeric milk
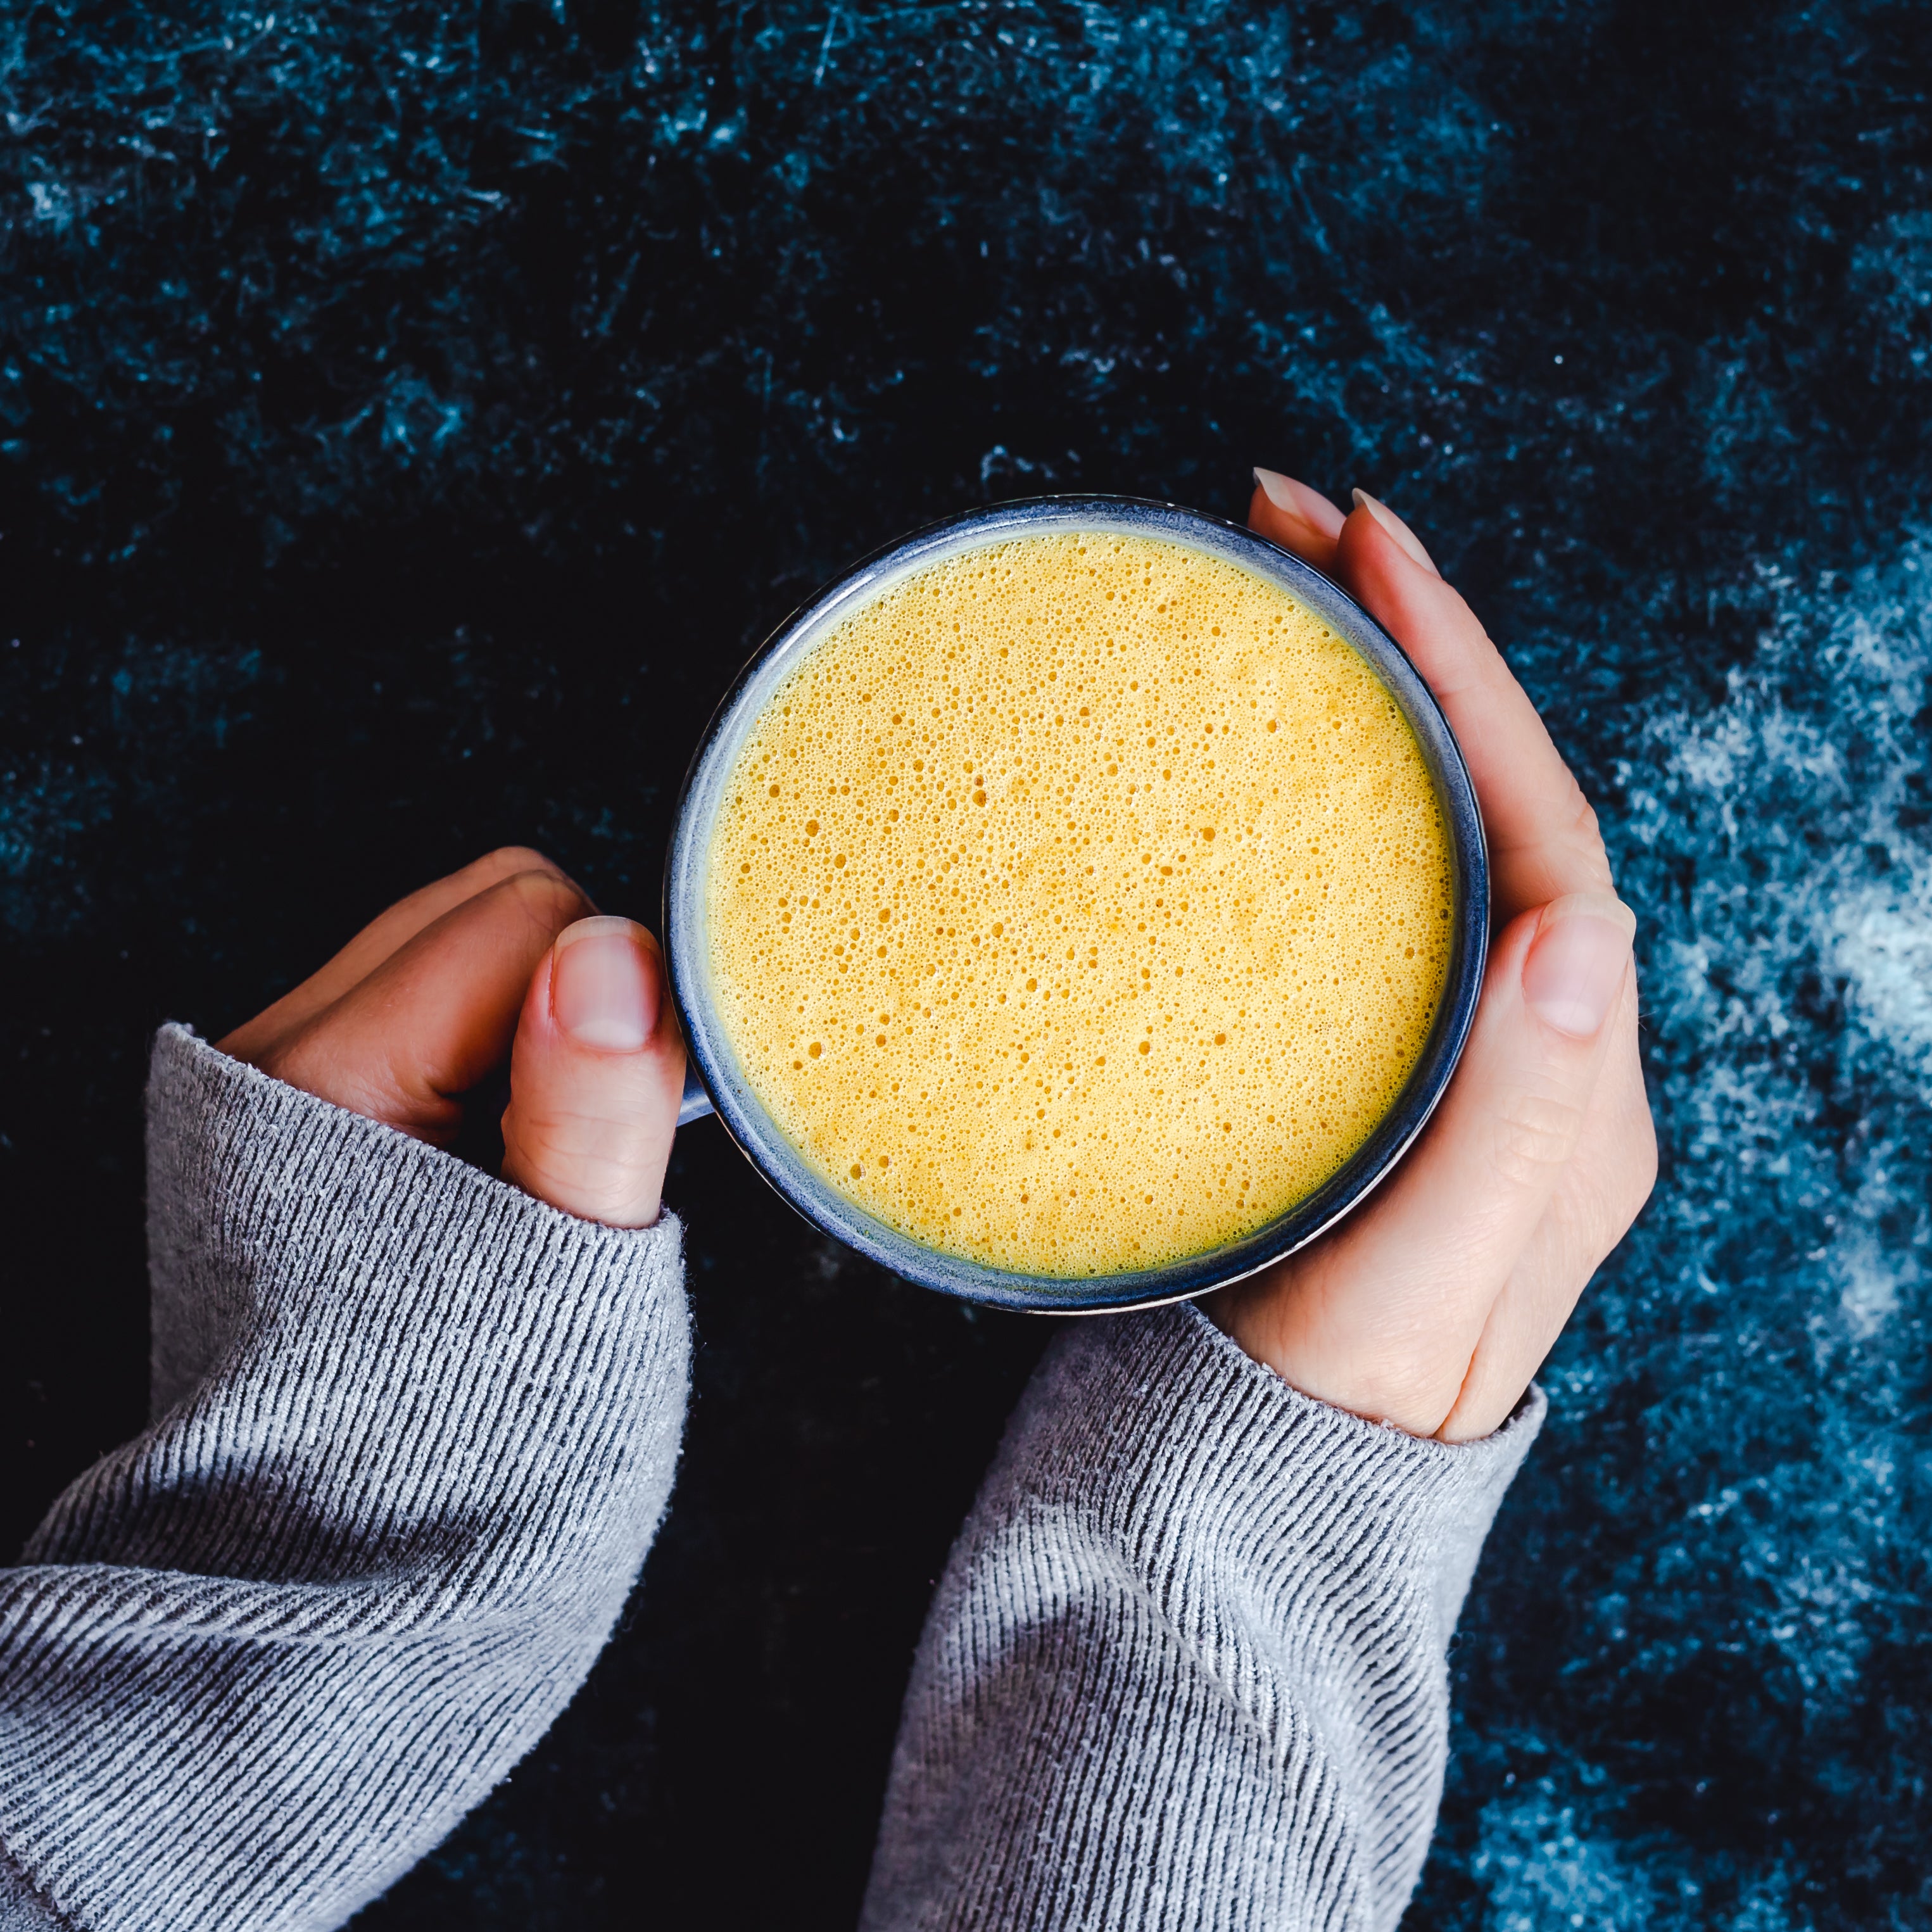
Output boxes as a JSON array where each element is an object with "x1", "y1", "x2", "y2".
[{"x1": 705, "y1": 531, "x2": 1452, "y2": 1276}]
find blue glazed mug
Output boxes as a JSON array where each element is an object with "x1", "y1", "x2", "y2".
[{"x1": 663, "y1": 496, "x2": 1488, "y2": 1313}]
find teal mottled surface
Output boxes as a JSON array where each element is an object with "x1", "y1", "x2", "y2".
[{"x1": 3, "y1": 1, "x2": 1929, "y2": 1925}]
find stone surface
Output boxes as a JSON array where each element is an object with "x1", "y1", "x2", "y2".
[{"x1": 3, "y1": 0, "x2": 1929, "y2": 1924}]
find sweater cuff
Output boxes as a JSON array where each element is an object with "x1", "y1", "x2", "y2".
[
  {"x1": 139, "y1": 1021, "x2": 682, "y2": 1421},
  {"x1": 1007, "y1": 1300, "x2": 1544, "y2": 1651}
]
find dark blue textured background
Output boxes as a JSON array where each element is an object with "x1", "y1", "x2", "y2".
[{"x1": 4, "y1": 1, "x2": 1930, "y2": 1924}]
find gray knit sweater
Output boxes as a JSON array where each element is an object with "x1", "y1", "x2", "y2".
[{"x1": 0, "y1": 1026, "x2": 1541, "y2": 1930}]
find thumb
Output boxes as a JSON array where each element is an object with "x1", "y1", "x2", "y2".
[{"x1": 500, "y1": 916, "x2": 685, "y2": 1228}]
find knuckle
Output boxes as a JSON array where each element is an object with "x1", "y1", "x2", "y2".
[
  {"x1": 1563, "y1": 781, "x2": 1601, "y2": 845},
  {"x1": 1610, "y1": 1077, "x2": 1660, "y2": 1220},
  {"x1": 476, "y1": 843, "x2": 561, "y2": 880},
  {"x1": 1558, "y1": 776, "x2": 1616, "y2": 888},
  {"x1": 1624, "y1": 1117, "x2": 1660, "y2": 1218},
  {"x1": 255, "y1": 1020, "x2": 317, "y2": 1087},
  {"x1": 502, "y1": 866, "x2": 589, "y2": 931},
  {"x1": 216, "y1": 1016, "x2": 273, "y2": 1069},
  {"x1": 1553, "y1": 776, "x2": 1615, "y2": 885}
]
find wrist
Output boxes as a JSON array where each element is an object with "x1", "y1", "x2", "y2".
[{"x1": 1202, "y1": 1273, "x2": 1465, "y2": 1438}]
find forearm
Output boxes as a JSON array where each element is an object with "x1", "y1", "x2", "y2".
[
  {"x1": 0, "y1": 1027, "x2": 690, "y2": 1932},
  {"x1": 862, "y1": 1304, "x2": 1542, "y2": 1932}
]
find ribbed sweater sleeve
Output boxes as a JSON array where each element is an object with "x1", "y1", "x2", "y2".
[
  {"x1": 0, "y1": 1025, "x2": 691, "y2": 1932},
  {"x1": 860, "y1": 1303, "x2": 1544, "y2": 1932}
]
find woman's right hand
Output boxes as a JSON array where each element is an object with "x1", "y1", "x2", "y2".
[
  {"x1": 218, "y1": 848, "x2": 685, "y2": 1229},
  {"x1": 1205, "y1": 472, "x2": 1657, "y2": 1442}
]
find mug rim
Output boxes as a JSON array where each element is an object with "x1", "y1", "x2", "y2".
[{"x1": 663, "y1": 494, "x2": 1489, "y2": 1313}]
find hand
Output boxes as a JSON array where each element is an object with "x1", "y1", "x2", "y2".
[
  {"x1": 1206, "y1": 472, "x2": 1657, "y2": 1441},
  {"x1": 217, "y1": 847, "x2": 685, "y2": 1228}
]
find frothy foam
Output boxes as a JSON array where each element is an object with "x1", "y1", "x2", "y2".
[{"x1": 705, "y1": 531, "x2": 1453, "y2": 1276}]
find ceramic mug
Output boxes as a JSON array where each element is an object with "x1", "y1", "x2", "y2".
[{"x1": 663, "y1": 496, "x2": 1488, "y2": 1313}]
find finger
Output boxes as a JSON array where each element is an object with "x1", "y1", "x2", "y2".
[
  {"x1": 1434, "y1": 961, "x2": 1657, "y2": 1441},
  {"x1": 263, "y1": 869, "x2": 592, "y2": 1142},
  {"x1": 1213, "y1": 890, "x2": 1636, "y2": 1434},
  {"x1": 500, "y1": 918, "x2": 685, "y2": 1228},
  {"x1": 220, "y1": 847, "x2": 580, "y2": 1065},
  {"x1": 1334, "y1": 493, "x2": 1615, "y2": 918},
  {"x1": 1249, "y1": 467, "x2": 1346, "y2": 573}
]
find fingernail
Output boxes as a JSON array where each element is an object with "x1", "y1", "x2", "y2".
[
  {"x1": 1350, "y1": 488, "x2": 1441, "y2": 577},
  {"x1": 1522, "y1": 893, "x2": 1636, "y2": 1038},
  {"x1": 552, "y1": 917, "x2": 659, "y2": 1051},
  {"x1": 1253, "y1": 467, "x2": 1346, "y2": 537}
]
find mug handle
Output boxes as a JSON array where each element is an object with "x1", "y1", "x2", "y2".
[{"x1": 678, "y1": 1064, "x2": 715, "y2": 1126}]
